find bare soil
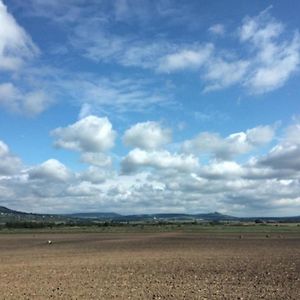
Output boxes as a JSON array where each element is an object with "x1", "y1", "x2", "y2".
[{"x1": 0, "y1": 232, "x2": 299, "y2": 299}]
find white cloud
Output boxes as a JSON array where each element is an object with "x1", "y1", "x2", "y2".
[
  {"x1": 245, "y1": 125, "x2": 276, "y2": 146},
  {"x1": 123, "y1": 121, "x2": 172, "y2": 150},
  {"x1": 121, "y1": 148, "x2": 199, "y2": 174},
  {"x1": 1, "y1": 4, "x2": 300, "y2": 215},
  {"x1": 2, "y1": 121, "x2": 300, "y2": 216},
  {"x1": 0, "y1": 140, "x2": 22, "y2": 175},
  {"x1": 0, "y1": 0, "x2": 38, "y2": 71},
  {"x1": 66, "y1": 180, "x2": 101, "y2": 197},
  {"x1": 203, "y1": 58, "x2": 250, "y2": 91},
  {"x1": 52, "y1": 115, "x2": 116, "y2": 153},
  {"x1": 22, "y1": 90, "x2": 52, "y2": 116},
  {"x1": 0, "y1": 140, "x2": 9, "y2": 156},
  {"x1": 208, "y1": 24, "x2": 225, "y2": 36},
  {"x1": 78, "y1": 103, "x2": 92, "y2": 119},
  {"x1": 258, "y1": 123, "x2": 300, "y2": 171},
  {"x1": 158, "y1": 44, "x2": 213, "y2": 72},
  {"x1": 80, "y1": 152, "x2": 112, "y2": 167},
  {"x1": 0, "y1": 2, "x2": 54, "y2": 117},
  {"x1": 200, "y1": 161, "x2": 244, "y2": 179},
  {"x1": 183, "y1": 125, "x2": 275, "y2": 160},
  {"x1": 194, "y1": 110, "x2": 229, "y2": 123},
  {"x1": 171, "y1": 11, "x2": 299, "y2": 94},
  {"x1": 240, "y1": 11, "x2": 300, "y2": 93},
  {"x1": 285, "y1": 123, "x2": 300, "y2": 144},
  {"x1": 28, "y1": 159, "x2": 71, "y2": 182},
  {"x1": 154, "y1": 10, "x2": 299, "y2": 94},
  {"x1": 11, "y1": 2, "x2": 297, "y2": 97},
  {"x1": 79, "y1": 166, "x2": 112, "y2": 184},
  {"x1": 119, "y1": 42, "x2": 171, "y2": 69},
  {"x1": 239, "y1": 9, "x2": 283, "y2": 44},
  {"x1": 60, "y1": 76, "x2": 169, "y2": 114},
  {"x1": 0, "y1": 83, "x2": 19, "y2": 111},
  {"x1": 0, "y1": 83, "x2": 51, "y2": 116},
  {"x1": 246, "y1": 37, "x2": 300, "y2": 93},
  {"x1": 260, "y1": 144, "x2": 300, "y2": 171},
  {"x1": 66, "y1": 3, "x2": 207, "y2": 71},
  {"x1": 72, "y1": 20, "x2": 171, "y2": 70}
]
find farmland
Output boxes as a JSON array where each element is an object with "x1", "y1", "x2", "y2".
[{"x1": 1, "y1": 228, "x2": 300, "y2": 299}]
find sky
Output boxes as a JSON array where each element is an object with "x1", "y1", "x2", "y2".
[{"x1": 0, "y1": 0, "x2": 300, "y2": 216}]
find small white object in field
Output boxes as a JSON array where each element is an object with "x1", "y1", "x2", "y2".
[{"x1": 48, "y1": 240, "x2": 52, "y2": 245}]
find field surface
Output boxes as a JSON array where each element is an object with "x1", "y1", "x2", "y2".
[{"x1": 0, "y1": 231, "x2": 300, "y2": 299}]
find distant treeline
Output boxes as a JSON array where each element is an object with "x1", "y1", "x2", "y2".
[
  {"x1": 1, "y1": 219, "x2": 300, "y2": 230},
  {"x1": 3, "y1": 221, "x2": 95, "y2": 229},
  {"x1": 4, "y1": 221, "x2": 57, "y2": 229},
  {"x1": 1, "y1": 220, "x2": 197, "y2": 229}
]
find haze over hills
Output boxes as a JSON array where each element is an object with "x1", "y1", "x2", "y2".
[{"x1": 1, "y1": 206, "x2": 300, "y2": 223}]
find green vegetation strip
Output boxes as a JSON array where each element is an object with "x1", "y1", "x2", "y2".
[{"x1": 1, "y1": 223, "x2": 300, "y2": 234}]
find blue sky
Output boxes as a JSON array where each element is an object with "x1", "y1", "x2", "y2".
[{"x1": 0, "y1": 0, "x2": 300, "y2": 216}]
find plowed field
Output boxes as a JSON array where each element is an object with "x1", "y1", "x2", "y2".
[{"x1": 0, "y1": 232, "x2": 299, "y2": 299}]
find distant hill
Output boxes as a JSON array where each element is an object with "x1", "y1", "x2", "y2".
[
  {"x1": 67, "y1": 212, "x2": 121, "y2": 219},
  {"x1": 0, "y1": 207, "x2": 236, "y2": 223},
  {"x1": 194, "y1": 212, "x2": 237, "y2": 221},
  {"x1": 0, "y1": 206, "x2": 27, "y2": 215},
  {"x1": 0, "y1": 206, "x2": 75, "y2": 224},
  {"x1": 113, "y1": 212, "x2": 238, "y2": 222},
  {"x1": 115, "y1": 212, "x2": 237, "y2": 221},
  {"x1": 1, "y1": 205, "x2": 300, "y2": 224}
]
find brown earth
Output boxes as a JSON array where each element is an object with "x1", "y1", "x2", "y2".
[{"x1": 0, "y1": 232, "x2": 299, "y2": 299}]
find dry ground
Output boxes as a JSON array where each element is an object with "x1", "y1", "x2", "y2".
[{"x1": 0, "y1": 232, "x2": 299, "y2": 299}]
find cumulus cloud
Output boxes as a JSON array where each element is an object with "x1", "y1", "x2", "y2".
[
  {"x1": 183, "y1": 125, "x2": 275, "y2": 160},
  {"x1": 80, "y1": 152, "x2": 112, "y2": 167},
  {"x1": 2, "y1": 120, "x2": 300, "y2": 216},
  {"x1": 258, "y1": 123, "x2": 300, "y2": 171},
  {"x1": 123, "y1": 121, "x2": 172, "y2": 150},
  {"x1": 52, "y1": 115, "x2": 116, "y2": 153},
  {"x1": 283, "y1": 122, "x2": 300, "y2": 145},
  {"x1": 0, "y1": 0, "x2": 38, "y2": 71},
  {"x1": 121, "y1": 148, "x2": 199, "y2": 174},
  {"x1": 79, "y1": 166, "x2": 112, "y2": 184},
  {"x1": 0, "y1": 140, "x2": 22, "y2": 175},
  {"x1": 260, "y1": 145, "x2": 300, "y2": 171},
  {"x1": 199, "y1": 161, "x2": 244, "y2": 179},
  {"x1": 1, "y1": 2, "x2": 300, "y2": 215},
  {"x1": 0, "y1": 140, "x2": 8, "y2": 156},
  {"x1": 66, "y1": 180, "x2": 101, "y2": 197},
  {"x1": 28, "y1": 159, "x2": 71, "y2": 182},
  {"x1": 0, "y1": 83, "x2": 52, "y2": 116}
]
